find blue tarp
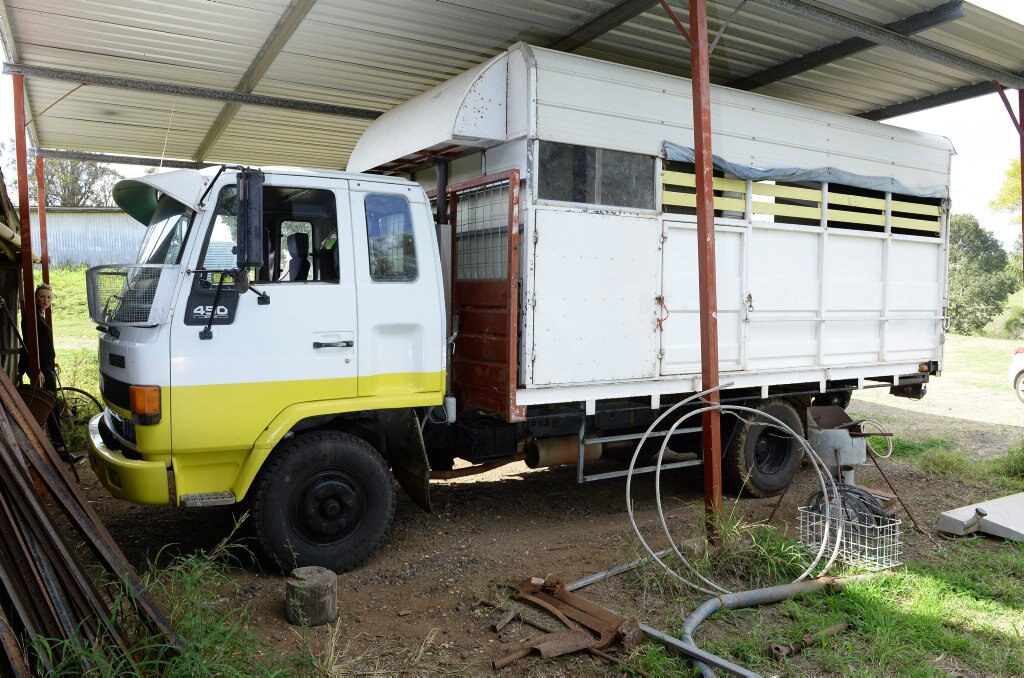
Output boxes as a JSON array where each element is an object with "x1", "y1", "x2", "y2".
[{"x1": 664, "y1": 141, "x2": 947, "y2": 199}]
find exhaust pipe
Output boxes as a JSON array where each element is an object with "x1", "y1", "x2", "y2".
[{"x1": 525, "y1": 436, "x2": 602, "y2": 469}]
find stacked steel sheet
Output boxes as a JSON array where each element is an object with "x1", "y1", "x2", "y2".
[{"x1": 0, "y1": 370, "x2": 179, "y2": 675}]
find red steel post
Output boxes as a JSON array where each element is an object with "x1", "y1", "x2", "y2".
[
  {"x1": 13, "y1": 74, "x2": 40, "y2": 383},
  {"x1": 690, "y1": 0, "x2": 723, "y2": 518},
  {"x1": 35, "y1": 156, "x2": 52, "y2": 328}
]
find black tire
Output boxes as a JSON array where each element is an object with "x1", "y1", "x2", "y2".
[
  {"x1": 1015, "y1": 372, "x2": 1024, "y2": 404},
  {"x1": 250, "y1": 430, "x2": 396, "y2": 573},
  {"x1": 55, "y1": 387, "x2": 103, "y2": 451},
  {"x1": 722, "y1": 399, "x2": 804, "y2": 498}
]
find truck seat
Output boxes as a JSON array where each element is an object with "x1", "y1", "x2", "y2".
[{"x1": 282, "y1": 233, "x2": 310, "y2": 281}]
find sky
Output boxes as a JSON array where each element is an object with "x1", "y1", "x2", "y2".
[{"x1": 0, "y1": 1, "x2": 1022, "y2": 247}]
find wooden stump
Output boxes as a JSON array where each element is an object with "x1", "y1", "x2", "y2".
[{"x1": 285, "y1": 566, "x2": 337, "y2": 626}]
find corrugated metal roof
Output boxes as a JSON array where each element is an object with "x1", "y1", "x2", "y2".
[{"x1": 1, "y1": 0, "x2": 1022, "y2": 169}]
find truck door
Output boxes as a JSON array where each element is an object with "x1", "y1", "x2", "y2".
[
  {"x1": 348, "y1": 180, "x2": 445, "y2": 400},
  {"x1": 169, "y1": 175, "x2": 357, "y2": 494}
]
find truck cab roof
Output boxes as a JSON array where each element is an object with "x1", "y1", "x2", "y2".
[{"x1": 114, "y1": 165, "x2": 417, "y2": 226}]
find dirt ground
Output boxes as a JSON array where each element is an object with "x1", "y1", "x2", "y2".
[{"x1": 78, "y1": 381, "x2": 1024, "y2": 675}]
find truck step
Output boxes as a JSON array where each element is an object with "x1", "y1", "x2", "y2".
[{"x1": 180, "y1": 492, "x2": 236, "y2": 508}]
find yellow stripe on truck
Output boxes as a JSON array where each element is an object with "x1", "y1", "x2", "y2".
[{"x1": 166, "y1": 370, "x2": 445, "y2": 502}]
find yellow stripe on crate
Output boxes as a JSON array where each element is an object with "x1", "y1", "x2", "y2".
[
  {"x1": 891, "y1": 200, "x2": 942, "y2": 216},
  {"x1": 662, "y1": 171, "x2": 747, "y2": 193}
]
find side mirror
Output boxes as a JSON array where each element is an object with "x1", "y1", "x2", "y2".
[
  {"x1": 236, "y1": 168, "x2": 264, "y2": 270},
  {"x1": 233, "y1": 267, "x2": 250, "y2": 294}
]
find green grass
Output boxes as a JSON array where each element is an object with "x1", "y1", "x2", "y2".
[
  {"x1": 31, "y1": 526, "x2": 317, "y2": 676},
  {"x1": 652, "y1": 539, "x2": 1024, "y2": 677},
  {"x1": 942, "y1": 333, "x2": 1019, "y2": 393},
  {"x1": 629, "y1": 438, "x2": 1024, "y2": 677},
  {"x1": 46, "y1": 265, "x2": 97, "y2": 346},
  {"x1": 891, "y1": 436, "x2": 1024, "y2": 494}
]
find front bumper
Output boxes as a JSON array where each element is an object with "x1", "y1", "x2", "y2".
[{"x1": 87, "y1": 413, "x2": 170, "y2": 505}]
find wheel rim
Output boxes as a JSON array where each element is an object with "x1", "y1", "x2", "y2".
[
  {"x1": 292, "y1": 470, "x2": 366, "y2": 544},
  {"x1": 1017, "y1": 377, "x2": 1024, "y2": 402},
  {"x1": 752, "y1": 425, "x2": 790, "y2": 477}
]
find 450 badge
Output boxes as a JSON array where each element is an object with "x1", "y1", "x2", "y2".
[{"x1": 184, "y1": 284, "x2": 239, "y2": 326}]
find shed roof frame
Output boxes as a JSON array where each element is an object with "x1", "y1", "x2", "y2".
[{"x1": 1, "y1": 1, "x2": 1022, "y2": 169}]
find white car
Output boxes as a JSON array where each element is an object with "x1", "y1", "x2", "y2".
[{"x1": 1011, "y1": 346, "x2": 1024, "y2": 403}]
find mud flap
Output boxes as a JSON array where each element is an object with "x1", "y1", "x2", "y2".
[{"x1": 377, "y1": 408, "x2": 432, "y2": 513}]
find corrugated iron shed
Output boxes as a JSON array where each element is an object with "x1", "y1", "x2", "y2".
[{"x1": 0, "y1": 0, "x2": 1022, "y2": 169}]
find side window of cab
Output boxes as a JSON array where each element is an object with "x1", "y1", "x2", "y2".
[
  {"x1": 196, "y1": 184, "x2": 340, "y2": 284},
  {"x1": 365, "y1": 193, "x2": 417, "y2": 282}
]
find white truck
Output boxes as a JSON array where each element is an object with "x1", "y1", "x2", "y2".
[{"x1": 86, "y1": 43, "x2": 951, "y2": 572}]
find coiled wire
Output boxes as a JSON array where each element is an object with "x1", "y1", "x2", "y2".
[{"x1": 625, "y1": 386, "x2": 844, "y2": 596}]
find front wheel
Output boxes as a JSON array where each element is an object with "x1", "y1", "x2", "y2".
[
  {"x1": 250, "y1": 430, "x2": 396, "y2": 573},
  {"x1": 1015, "y1": 372, "x2": 1024, "y2": 403},
  {"x1": 55, "y1": 387, "x2": 103, "y2": 452},
  {"x1": 722, "y1": 399, "x2": 804, "y2": 498}
]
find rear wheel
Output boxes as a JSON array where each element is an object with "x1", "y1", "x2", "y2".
[
  {"x1": 251, "y1": 430, "x2": 396, "y2": 573},
  {"x1": 1015, "y1": 372, "x2": 1024, "y2": 403},
  {"x1": 722, "y1": 399, "x2": 804, "y2": 498}
]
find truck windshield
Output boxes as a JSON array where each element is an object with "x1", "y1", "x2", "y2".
[{"x1": 136, "y1": 194, "x2": 195, "y2": 264}]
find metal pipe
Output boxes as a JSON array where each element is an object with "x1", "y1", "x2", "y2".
[
  {"x1": 2, "y1": 62, "x2": 382, "y2": 120},
  {"x1": 688, "y1": 0, "x2": 724, "y2": 526},
  {"x1": 567, "y1": 547, "x2": 675, "y2": 592},
  {"x1": 639, "y1": 622, "x2": 759, "y2": 677},
  {"x1": 525, "y1": 435, "x2": 601, "y2": 469},
  {"x1": 13, "y1": 73, "x2": 39, "y2": 381},
  {"x1": 34, "y1": 156, "x2": 51, "y2": 328},
  {"x1": 681, "y1": 575, "x2": 871, "y2": 675},
  {"x1": 34, "y1": 148, "x2": 211, "y2": 169},
  {"x1": 756, "y1": 0, "x2": 1024, "y2": 91}
]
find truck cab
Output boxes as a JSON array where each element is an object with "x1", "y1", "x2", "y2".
[{"x1": 87, "y1": 166, "x2": 445, "y2": 571}]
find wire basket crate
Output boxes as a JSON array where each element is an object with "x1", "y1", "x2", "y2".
[{"x1": 798, "y1": 505, "x2": 902, "y2": 571}]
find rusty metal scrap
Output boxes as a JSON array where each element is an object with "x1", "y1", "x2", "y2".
[
  {"x1": 0, "y1": 369, "x2": 180, "y2": 674},
  {"x1": 493, "y1": 628, "x2": 596, "y2": 669},
  {"x1": 515, "y1": 575, "x2": 643, "y2": 650},
  {"x1": 770, "y1": 621, "x2": 849, "y2": 660}
]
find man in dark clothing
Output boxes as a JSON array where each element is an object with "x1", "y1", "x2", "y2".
[{"x1": 19, "y1": 283, "x2": 80, "y2": 464}]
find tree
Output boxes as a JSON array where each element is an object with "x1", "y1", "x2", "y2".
[
  {"x1": 946, "y1": 214, "x2": 1019, "y2": 334},
  {"x1": 990, "y1": 158, "x2": 1021, "y2": 216},
  {"x1": 0, "y1": 140, "x2": 123, "y2": 207}
]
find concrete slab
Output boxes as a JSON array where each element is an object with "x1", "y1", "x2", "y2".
[{"x1": 937, "y1": 492, "x2": 1024, "y2": 540}]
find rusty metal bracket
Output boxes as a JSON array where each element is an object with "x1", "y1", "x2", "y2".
[
  {"x1": 770, "y1": 621, "x2": 849, "y2": 660},
  {"x1": 514, "y1": 575, "x2": 643, "y2": 650}
]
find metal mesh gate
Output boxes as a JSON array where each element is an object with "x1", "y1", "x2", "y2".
[{"x1": 444, "y1": 170, "x2": 523, "y2": 422}]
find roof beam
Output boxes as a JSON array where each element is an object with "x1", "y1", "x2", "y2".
[
  {"x1": 548, "y1": 0, "x2": 658, "y2": 52},
  {"x1": 728, "y1": 0, "x2": 963, "y2": 90},
  {"x1": 859, "y1": 77, "x2": 1020, "y2": 120},
  {"x1": 0, "y1": 0, "x2": 39, "y2": 146},
  {"x1": 755, "y1": 0, "x2": 1024, "y2": 91},
  {"x1": 194, "y1": 0, "x2": 317, "y2": 161},
  {"x1": 33, "y1": 148, "x2": 212, "y2": 170},
  {"x1": 2, "y1": 63, "x2": 382, "y2": 120}
]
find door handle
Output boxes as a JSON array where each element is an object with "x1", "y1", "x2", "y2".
[{"x1": 313, "y1": 340, "x2": 354, "y2": 349}]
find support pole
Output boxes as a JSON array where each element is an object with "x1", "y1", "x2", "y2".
[
  {"x1": 34, "y1": 156, "x2": 51, "y2": 329},
  {"x1": 994, "y1": 83, "x2": 1024, "y2": 281},
  {"x1": 689, "y1": 0, "x2": 723, "y2": 521},
  {"x1": 13, "y1": 74, "x2": 39, "y2": 383}
]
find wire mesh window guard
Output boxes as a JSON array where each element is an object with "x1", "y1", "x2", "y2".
[
  {"x1": 86, "y1": 265, "x2": 171, "y2": 326},
  {"x1": 454, "y1": 180, "x2": 510, "y2": 281}
]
